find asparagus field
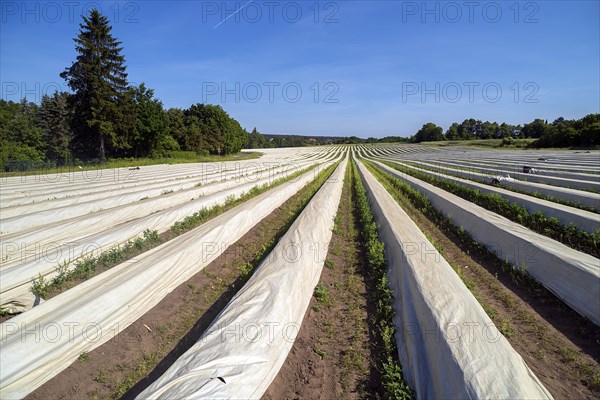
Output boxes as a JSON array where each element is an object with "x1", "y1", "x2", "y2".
[{"x1": 1, "y1": 145, "x2": 599, "y2": 399}]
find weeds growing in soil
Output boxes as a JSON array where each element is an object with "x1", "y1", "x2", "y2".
[
  {"x1": 31, "y1": 229, "x2": 162, "y2": 298},
  {"x1": 313, "y1": 283, "x2": 332, "y2": 306}
]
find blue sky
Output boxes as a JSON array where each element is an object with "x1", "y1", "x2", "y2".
[{"x1": 1, "y1": 1, "x2": 599, "y2": 137}]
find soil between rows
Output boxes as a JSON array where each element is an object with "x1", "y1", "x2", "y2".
[{"x1": 264, "y1": 162, "x2": 384, "y2": 399}]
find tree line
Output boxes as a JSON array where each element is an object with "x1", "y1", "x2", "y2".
[
  {"x1": 0, "y1": 10, "x2": 248, "y2": 170},
  {"x1": 410, "y1": 115, "x2": 600, "y2": 147},
  {"x1": 245, "y1": 132, "x2": 410, "y2": 148}
]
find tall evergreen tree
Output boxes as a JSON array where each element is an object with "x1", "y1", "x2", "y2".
[
  {"x1": 60, "y1": 9, "x2": 132, "y2": 160},
  {"x1": 39, "y1": 92, "x2": 73, "y2": 163}
]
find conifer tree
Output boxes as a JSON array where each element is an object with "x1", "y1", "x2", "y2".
[
  {"x1": 39, "y1": 92, "x2": 73, "y2": 162},
  {"x1": 61, "y1": 9, "x2": 132, "y2": 160}
]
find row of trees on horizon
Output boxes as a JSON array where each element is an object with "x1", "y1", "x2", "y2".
[
  {"x1": 411, "y1": 115, "x2": 600, "y2": 147},
  {"x1": 5, "y1": 90, "x2": 597, "y2": 171}
]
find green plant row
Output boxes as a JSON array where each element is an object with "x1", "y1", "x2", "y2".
[
  {"x1": 381, "y1": 161, "x2": 600, "y2": 258},
  {"x1": 350, "y1": 160, "x2": 413, "y2": 399},
  {"x1": 30, "y1": 162, "x2": 329, "y2": 299},
  {"x1": 31, "y1": 229, "x2": 161, "y2": 298}
]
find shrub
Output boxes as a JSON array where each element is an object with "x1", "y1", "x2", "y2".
[{"x1": 501, "y1": 136, "x2": 514, "y2": 146}]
